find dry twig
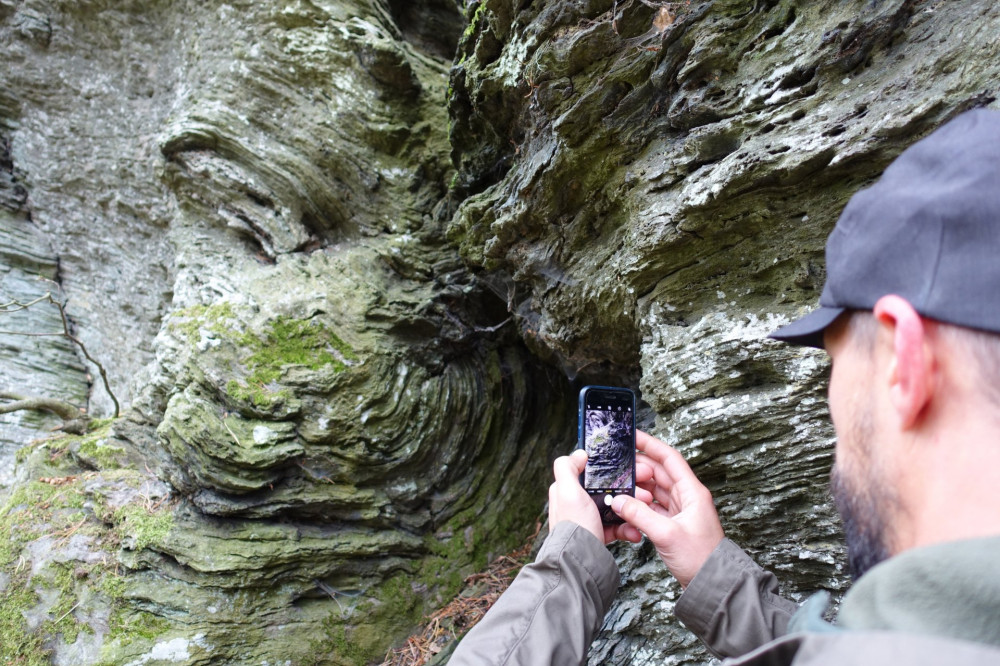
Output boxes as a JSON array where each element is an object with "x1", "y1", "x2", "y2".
[{"x1": 0, "y1": 290, "x2": 119, "y2": 420}]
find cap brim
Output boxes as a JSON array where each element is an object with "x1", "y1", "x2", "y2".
[{"x1": 767, "y1": 306, "x2": 845, "y2": 349}]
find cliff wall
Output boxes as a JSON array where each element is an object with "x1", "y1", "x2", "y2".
[{"x1": 0, "y1": 0, "x2": 997, "y2": 663}]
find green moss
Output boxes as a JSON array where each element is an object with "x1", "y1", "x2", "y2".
[
  {"x1": 419, "y1": 530, "x2": 476, "y2": 601},
  {"x1": 76, "y1": 436, "x2": 126, "y2": 470},
  {"x1": 112, "y1": 504, "x2": 173, "y2": 552},
  {"x1": 294, "y1": 445, "x2": 545, "y2": 664},
  {"x1": 0, "y1": 563, "x2": 93, "y2": 663},
  {"x1": 309, "y1": 574, "x2": 423, "y2": 666},
  {"x1": 171, "y1": 303, "x2": 358, "y2": 407},
  {"x1": 87, "y1": 417, "x2": 116, "y2": 432},
  {"x1": 462, "y1": 2, "x2": 488, "y2": 41},
  {"x1": 97, "y1": 570, "x2": 170, "y2": 656},
  {"x1": 22, "y1": 421, "x2": 125, "y2": 472},
  {"x1": 374, "y1": 574, "x2": 422, "y2": 627},
  {"x1": 42, "y1": 564, "x2": 90, "y2": 644},
  {"x1": 100, "y1": 574, "x2": 127, "y2": 601},
  {"x1": 225, "y1": 316, "x2": 357, "y2": 407},
  {"x1": 317, "y1": 622, "x2": 369, "y2": 666},
  {"x1": 0, "y1": 563, "x2": 97, "y2": 663},
  {"x1": 0, "y1": 484, "x2": 63, "y2": 565},
  {"x1": 15, "y1": 442, "x2": 39, "y2": 465},
  {"x1": 245, "y1": 316, "x2": 358, "y2": 375},
  {"x1": 96, "y1": 572, "x2": 170, "y2": 663},
  {"x1": 0, "y1": 480, "x2": 84, "y2": 568},
  {"x1": 0, "y1": 466, "x2": 175, "y2": 663},
  {"x1": 0, "y1": 580, "x2": 48, "y2": 665},
  {"x1": 168, "y1": 302, "x2": 237, "y2": 340},
  {"x1": 15, "y1": 434, "x2": 73, "y2": 472},
  {"x1": 105, "y1": 607, "x2": 170, "y2": 645},
  {"x1": 225, "y1": 378, "x2": 291, "y2": 408},
  {"x1": 0, "y1": 477, "x2": 104, "y2": 662},
  {"x1": 415, "y1": 469, "x2": 544, "y2": 616}
]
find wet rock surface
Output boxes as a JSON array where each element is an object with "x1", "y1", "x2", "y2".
[{"x1": 0, "y1": 0, "x2": 998, "y2": 663}]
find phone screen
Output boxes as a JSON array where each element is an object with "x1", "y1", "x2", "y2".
[{"x1": 578, "y1": 386, "x2": 636, "y2": 523}]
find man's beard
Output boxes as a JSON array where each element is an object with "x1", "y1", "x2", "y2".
[{"x1": 829, "y1": 409, "x2": 896, "y2": 580}]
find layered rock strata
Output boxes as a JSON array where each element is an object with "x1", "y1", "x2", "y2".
[
  {"x1": 1, "y1": 0, "x2": 998, "y2": 664},
  {"x1": 447, "y1": 0, "x2": 999, "y2": 662},
  {"x1": 1, "y1": 1, "x2": 567, "y2": 663}
]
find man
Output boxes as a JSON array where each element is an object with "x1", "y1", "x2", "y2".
[{"x1": 448, "y1": 107, "x2": 1000, "y2": 665}]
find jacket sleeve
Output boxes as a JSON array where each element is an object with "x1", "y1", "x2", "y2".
[
  {"x1": 675, "y1": 538, "x2": 800, "y2": 659},
  {"x1": 448, "y1": 521, "x2": 620, "y2": 666}
]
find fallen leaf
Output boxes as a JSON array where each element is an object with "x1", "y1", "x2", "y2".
[{"x1": 39, "y1": 476, "x2": 77, "y2": 486}]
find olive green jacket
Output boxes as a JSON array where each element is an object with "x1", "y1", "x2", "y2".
[{"x1": 448, "y1": 522, "x2": 1000, "y2": 665}]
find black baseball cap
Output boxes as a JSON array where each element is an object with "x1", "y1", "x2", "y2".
[{"x1": 769, "y1": 108, "x2": 1000, "y2": 348}]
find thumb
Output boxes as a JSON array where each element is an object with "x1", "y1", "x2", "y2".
[
  {"x1": 612, "y1": 495, "x2": 676, "y2": 545},
  {"x1": 553, "y1": 450, "x2": 587, "y2": 484}
]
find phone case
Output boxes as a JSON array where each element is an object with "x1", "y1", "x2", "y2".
[{"x1": 577, "y1": 385, "x2": 636, "y2": 525}]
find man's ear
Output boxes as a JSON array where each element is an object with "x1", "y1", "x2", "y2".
[{"x1": 873, "y1": 295, "x2": 933, "y2": 429}]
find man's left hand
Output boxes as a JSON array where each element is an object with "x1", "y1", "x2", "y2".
[{"x1": 548, "y1": 450, "x2": 645, "y2": 544}]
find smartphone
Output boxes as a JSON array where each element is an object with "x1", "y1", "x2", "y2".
[{"x1": 577, "y1": 386, "x2": 636, "y2": 525}]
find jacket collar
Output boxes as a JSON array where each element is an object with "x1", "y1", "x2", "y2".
[
  {"x1": 790, "y1": 535, "x2": 1000, "y2": 646},
  {"x1": 836, "y1": 535, "x2": 1000, "y2": 646}
]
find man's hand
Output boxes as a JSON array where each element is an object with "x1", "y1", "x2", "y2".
[
  {"x1": 610, "y1": 430, "x2": 724, "y2": 588},
  {"x1": 548, "y1": 450, "x2": 644, "y2": 545}
]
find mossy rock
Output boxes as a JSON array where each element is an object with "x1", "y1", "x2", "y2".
[{"x1": 0, "y1": 462, "x2": 177, "y2": 664}]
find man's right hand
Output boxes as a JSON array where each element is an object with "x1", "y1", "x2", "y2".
[{"x1": 611, "y1": 430, "x2": 724, "y2": 588}]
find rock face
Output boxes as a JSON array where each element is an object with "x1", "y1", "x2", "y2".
[
  {"x1": 0, "y1": 0, "x2": 998, "y2": 664},
  {"x1": 2, "y1": 1, "x2": 567, "y2": 664},
  {"x1": 447, "y1": 0, "x2": 999, "y2": 663}
]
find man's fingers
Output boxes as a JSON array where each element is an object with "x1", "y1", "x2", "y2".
[
  {"x1": 634, "y1": 486, "x2": 654, "y2": 505},
  {"x1": 638, "y1": 457, "x2": 672, "y2": 491},
  {"x1": 612, "y1": 523, "x2": 644, "y2": 543},
  {"x1": 636, "y1": 432, "x2": 683, "y2": 485},
  {"x1": 637, "y1": 430, "x2": 688, "y2": 471},
  {"x1": 636, "y1": 430, "x2": 666, "y2": 456},
  {"x1": 611, "y1": 494, "x2": 676, "y2": 544},
  {"x1": 637, "y1": 430, "x2": 708, "y2": 501},
  {"x1": 636, "y1": 459, "x2": 655, "y2": 484},
  {"x1": 637, "y1": 461, "x2": 676, "y2": 509}
]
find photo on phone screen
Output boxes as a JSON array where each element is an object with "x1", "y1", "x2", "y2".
[{"x1": 577, "y1": 386, "x2": 636, "y2": 524}]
